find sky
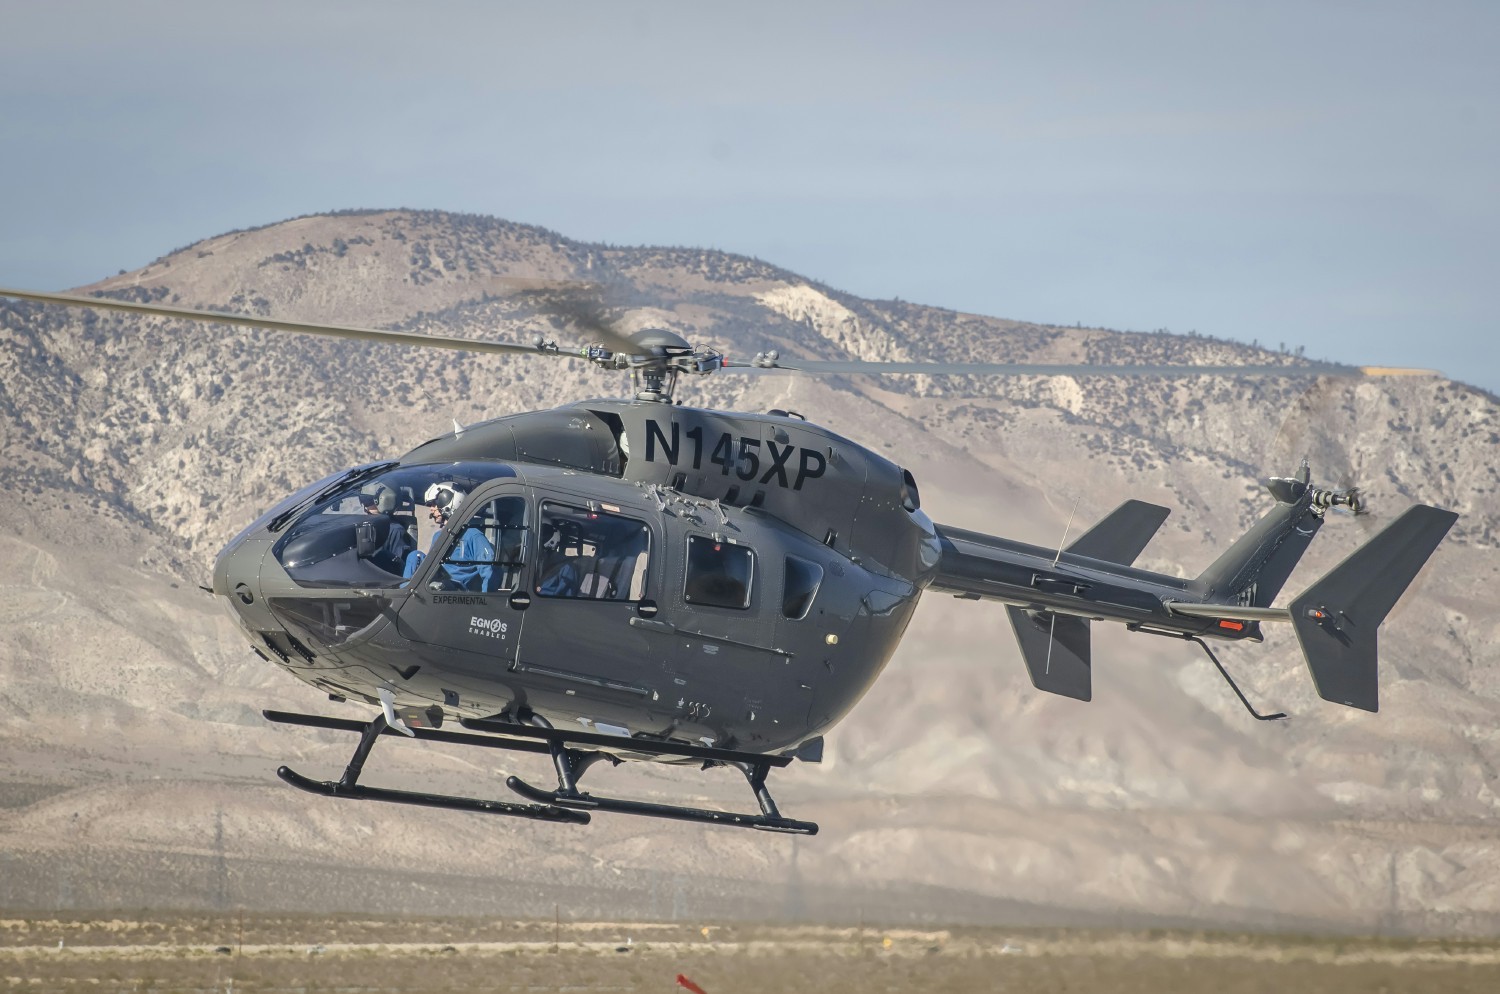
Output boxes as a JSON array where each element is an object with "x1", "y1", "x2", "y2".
[{"x1": 2, "y1": 0, "x2": 1496, "y2": 392}]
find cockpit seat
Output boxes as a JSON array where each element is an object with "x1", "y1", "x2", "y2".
[
  {"x1": 580, "y1": 553, "x2": 645, "y2": 600},
  {"x1": 577, "y1": 568, "x2": 615, "y2": 599}
]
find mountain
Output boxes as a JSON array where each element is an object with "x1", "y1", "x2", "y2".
[{"x1": 2, "y1": 209, "x2": 1497, "y2": 934}]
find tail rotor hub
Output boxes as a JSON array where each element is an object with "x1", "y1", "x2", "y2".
[{"x1": 1310, "y1": 486, "x2": 1364, "y2": 517}]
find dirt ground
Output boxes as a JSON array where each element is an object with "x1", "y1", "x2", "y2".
[{"x1": 4, "y1": 914, "x2": 1500, "y2": 993}]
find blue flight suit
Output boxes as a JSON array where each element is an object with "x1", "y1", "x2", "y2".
[
  {"x1": 403, "y1": 528, "x2": 495, "y2": 591},
  {"x1": 538, "y1": 559, "x2": 581, "y2": 597}
]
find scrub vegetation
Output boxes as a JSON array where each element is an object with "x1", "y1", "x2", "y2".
[{"x1": 5, "y1": 914, "x2": 1500, "y2": 994}]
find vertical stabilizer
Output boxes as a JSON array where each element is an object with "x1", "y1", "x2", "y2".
[
  {"x1": 1290, "y1": 504, "x2": 1457, "y2": 712},
  {"x1": 1195, "y1": 466, "x2": 1326, "y2": 607}
]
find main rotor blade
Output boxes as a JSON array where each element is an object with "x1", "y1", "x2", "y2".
[
  {"x1": 0, "y1": 286, "x2": 560, "y2": 358},
  {"x1": 722, "y1": 358, "x2": 1441, "y2": 378},
  {"x1": 2, "y1": 285, "x2": 1447, "y2": 381},
  {"x1": 533, "y1": 287, "x2": 644, "y2": 356}
]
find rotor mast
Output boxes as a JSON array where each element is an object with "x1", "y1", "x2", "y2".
[{"x1": 632, "y1": 364, "x2": 679, "y2": 404}]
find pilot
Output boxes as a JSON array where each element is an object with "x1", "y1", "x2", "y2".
[
  {"x1": 402, "y1": 482, "x2": 495, "y2": 590},
  {"x1": 359, "y1": 482, "x2": 414, "y2": 572},
  {"x1": 536, "y1": 522, "x2": 582, "y2": 597}
]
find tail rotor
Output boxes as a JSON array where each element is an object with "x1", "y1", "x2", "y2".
[{"x1": 1267, "y1": 378, "x2": 1376, "y2": 530}]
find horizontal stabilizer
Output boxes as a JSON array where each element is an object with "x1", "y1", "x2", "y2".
[
  {"x1": 1066, "y1": 500, "x2": 1171, "y2": 565},
  {"x1": 1289, "y1": 504, "x2": 1458, "y2": 712},
  {"x1": 1006, "y1": 607, "x2": 1091, "y2": 701}
]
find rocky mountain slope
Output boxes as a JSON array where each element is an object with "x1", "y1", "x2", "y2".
[{"x1": 1, "y1": 209, "x2": 1497, "y2": 934}]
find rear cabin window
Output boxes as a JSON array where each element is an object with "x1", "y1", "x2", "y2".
[
  {"x1": 782, "y1": 555, "x2": 823, "y2": 619},
  {"x1": 534, "y1": 501, "x2": 651, "y2": 601},
  {"x1": 684, "y1": 536, "x2": 755, "y2": 610}
]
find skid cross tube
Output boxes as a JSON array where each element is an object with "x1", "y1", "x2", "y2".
[
  {"x1": 264, "y1": 709, "x2": 556, "y2": 755},
  {"x1": 498, "y1": 712, "x2": 817, "y2": 834},
  {"x1": 339, "y1": 711, "x2": 388, "y2": 788},
  {"x1": 459, "y1": 716, "x2": 795, "y2": 767},
  {"x1": 733, "y1": 761, "x2": 784, "y2": 821},
  {"x1": 526, "y1": 712, "x2": 618, "y2": 798}
]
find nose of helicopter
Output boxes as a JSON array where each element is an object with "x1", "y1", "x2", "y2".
[
  {"x1": 212, "y1": 524, "x2": 281, "y2": 636},
  {"x1": 211, "y1": 463, "x2": 386, "y2": 629}
]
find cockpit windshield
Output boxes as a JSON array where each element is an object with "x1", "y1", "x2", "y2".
[{"x1": 272, "y1": 462, "x2": 518, "y2": 588}]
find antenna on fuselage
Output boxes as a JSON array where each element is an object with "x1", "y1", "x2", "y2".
[{"x1": 1053, "y1": 497, "x2": 1081, "y2": 567}]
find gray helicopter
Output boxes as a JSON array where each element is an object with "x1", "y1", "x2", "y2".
[{"x1": 0, "y1": 285, "x2": 1457, "y2": 836}]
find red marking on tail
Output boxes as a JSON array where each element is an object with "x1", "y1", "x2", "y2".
[{"x1": 676, "y1": 974, "x2": 708, "y2": 994}]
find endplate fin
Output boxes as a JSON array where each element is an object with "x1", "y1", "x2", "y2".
[{"x1": 1289, "y1": 504, "x2": 1457, "y2": 712}]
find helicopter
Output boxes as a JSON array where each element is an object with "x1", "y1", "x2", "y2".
[{"x1": 0, "y1": 284, "x2": 1458, "y2": 837}]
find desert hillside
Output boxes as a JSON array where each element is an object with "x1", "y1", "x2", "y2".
[{"x1": 2, "y1": 209, "x2": 1497, "y2": 935}]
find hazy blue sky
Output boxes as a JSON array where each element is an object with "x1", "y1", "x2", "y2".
[{"x1": 2, "y1": 1, "x2": 1495, "y2": 391}]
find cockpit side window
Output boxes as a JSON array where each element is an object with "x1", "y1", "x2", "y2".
[
  {"x1": 534, "y1": 501, "x2": 651, "y2": 601},
  {"x1": 684, "y1": 536, "x2": 755, "y2": 610},
  {"x1": 274, "y1": 461, "x2": 517, "y2": 589},
  {"x1": 435, "y1": 496, "x2": 527, "y2": 593}
]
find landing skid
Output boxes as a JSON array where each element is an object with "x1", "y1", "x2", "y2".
[
  {"x1": 267, "y1": 710, "x2": 589, "y2": 825},
  {"x1": 263, "y1": 709, "x2": 818, "y2": 835}
]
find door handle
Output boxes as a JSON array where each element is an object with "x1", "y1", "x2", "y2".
[{"x1": 628, "y1": 616, "x2": 675, "y2": 635}]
